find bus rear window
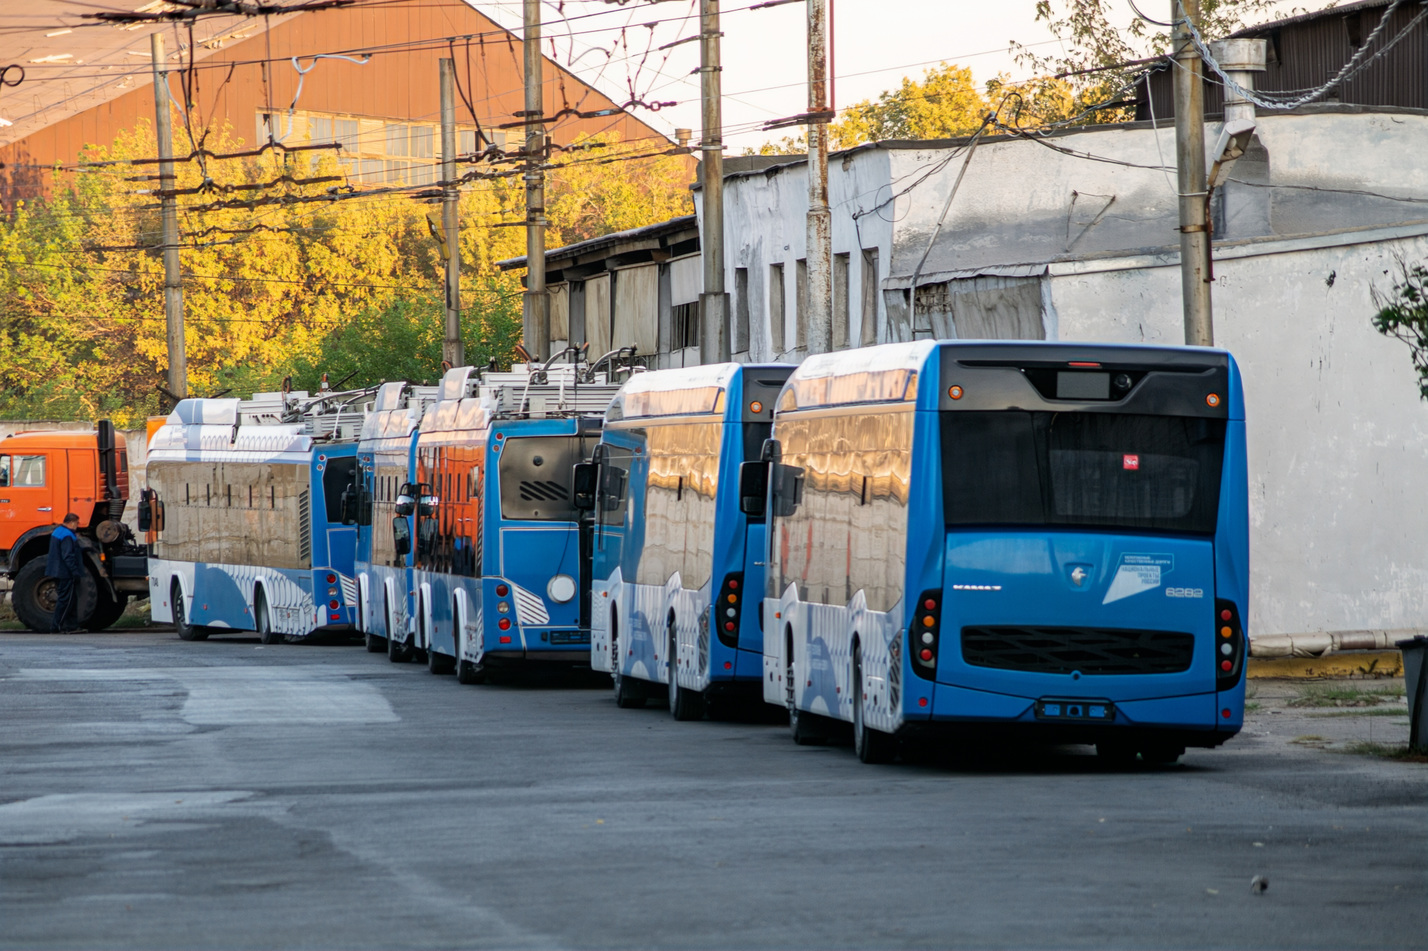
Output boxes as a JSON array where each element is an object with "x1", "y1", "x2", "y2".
[
  {"x1": 498, "y1": 436, "x2": 587, "y2": 522},
  {"x1": 941, "y1": 411, "x2": 1225, "y2": 534}
]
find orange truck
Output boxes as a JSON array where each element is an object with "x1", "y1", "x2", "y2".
[{"x1": 0, "y1": 421, "x2": 150, "y2": 631}]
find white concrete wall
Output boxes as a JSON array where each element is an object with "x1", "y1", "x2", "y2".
[{"x1": 1050, "y1": 229, "x2": 1428, "y2": 639}]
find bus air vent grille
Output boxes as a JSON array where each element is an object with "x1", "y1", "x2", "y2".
[
  {"x1": 960, "y1": 626, "x2": 1194, "y2": 675},
  {"x1": 519, "y1": 480, "x2": 569, "y2": 502}
]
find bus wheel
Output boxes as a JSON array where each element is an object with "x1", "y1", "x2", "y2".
[
  {"x1": 173, "y1": 581, "x2": 207, "y2": 642},
  {"x1": 853, "y1": 643, "x2": 897, "y2": 764},
  {"x1": 1095, "y1": 740, "x2": 1138, "y2": 768},
  {"x1": 426, "y1": 613, "x2": 455, "y2": 675},
  {"x1": 364, "y1": 629, "x2": 386, "y2": 653},
  {"x1": 786, "y1": 630, "x2": 824, "y2": 744},
  {"x1": 1139, "y1": 742, "x2": 1184, "y2": 766},
  {"x1": 256, "y1": 591, "x2": 282, "y2": 645},
  {"x1": 456, "y1": 611, "x2": 486, "y2": 684},
  {"x1": 387, "y1": 631, "x2": 413, "y2": 663},
  {"x1": 668, "y1": 620, "x2": 705, "y2": 721},
  {"x1": 611, "y1": 612, "x2": 646, "y2": 709}
]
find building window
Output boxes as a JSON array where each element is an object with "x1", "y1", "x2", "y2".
[
  {"x1": 769, "y1": 263, "x2": 786, "y2": 355},
  {"x1": 795, "y1": 258, "x2": 808, "y2": 349},
  {"x1": 833, "y1": 252, "x2": 850, "y2": 349},
  {"x1": 734, "y1": 267, "x2": 750, "y2": 353},
  {"x1": 860, "y1": 248, "x2": 880, "y2": 346},
  {"x1": 672, "y1": 301, "x2": 701, "y2": 351},
  {"x1": 261, "y1": 109, "x2": 490, "y2": 187}
]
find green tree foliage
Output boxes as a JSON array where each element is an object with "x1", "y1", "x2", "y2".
[
  {"x1": 0, "y1": 123, "x2": 691, "y2": 426},
  {"x1": 1371, "y1": 260, "x2": 1428, "y2": 401}
]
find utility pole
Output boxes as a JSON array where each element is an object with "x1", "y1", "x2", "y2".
[
  {"x1": 804, "y1": 0, "x2": 831, "y2": 355},
  {"x1": 439, "y1": 58, "x2": 464, "y2": 369},
  {"x1": 522, "y1": 0, "x2": 549, "y2": 362},
  {"x1": 151, "y1": 32, "x2": 187, "y2": 398},
  {"x1": 699, "y1": 0, "x2": 729, "y2": 363},
  {"x1": 1173, "y1": 0, "x2": 1213, "y2": 346}
]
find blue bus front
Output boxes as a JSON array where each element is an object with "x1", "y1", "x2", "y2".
[{"x1": 902, "y1": 344, "x2": 1248, "y2": 755}]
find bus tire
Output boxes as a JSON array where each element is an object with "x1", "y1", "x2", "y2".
[
  {"x1": 173, "y1": 581, "x2": 207, "y2": 641},
  {"x1": 786, "y1": 626, "x2": 824, "y2": 744},
  {"x1": 668, "y1": 619, "x2": 705, "y2": 721},
  {"x1": 385, "y1": 594, "x2": 412, "y2": 662},
  {"x1": 1095, "y1": 740, "x2": 1138, "y2": 768},
  {"x1": 1139, "y1": 742, "x2": 1184, "y2": 766},
  {"x1": 426, "y1": 612, "x2": 455, "y2": 676},
  {"x1": 853, "y1": 642, "x2": 897, "y2": 764},
  {"x1": 364, "y1": 629, "x2": 386, "y2": 653},
  {"x1": 611, "y1": 610, "x2": 646, "y2": 709},
  {"x1": 255, "y1": 591, "x2": 282, "y2": 645}
]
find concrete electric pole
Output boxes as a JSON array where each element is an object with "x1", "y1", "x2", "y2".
[
  {"x1": 439, "y1": 58, "x2": 464, "y2": 369},
  {"x1": 151, "y1": 31, "x2": 187, "y2": 399},
  {"x1": 699, "y1": 0, "x2": 730, "y2": 364},
  {"x1": 804, "y1": 0, "x2": 832, "y2": 356},
  {"x1": 523, "y1": 0, "x2": 550, "y2": 362},
  {"x1": 1173, "y1": 0, "x2": 1214, "y2": 346}
]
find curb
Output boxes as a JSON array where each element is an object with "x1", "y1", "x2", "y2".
[{"x1": 1248, "y1": 650, "x2": 1403, "y2": 679}]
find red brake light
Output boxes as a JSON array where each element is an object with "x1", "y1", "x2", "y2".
[
  {"x1": 329, "y1": 599, "x2": 339, "y2": 609},
  {"x1": 920, "y1": 649, "x2": 933, "y2": 662},
  {"x1": 498, "y1": 618, "x2": 511, "y2": 631},
  {"x1": 728, "y1": 579, "x2": 738, "y2": 590},
  {"x1": 326, "y1": 573, "x2": 337, "y2": 584},
  {"x1": 1068, "y1": 361, "x2": 1101, "y2": 367},
  {"x1": 496, "y1": 584, "x2": 509, "y2": 597}
]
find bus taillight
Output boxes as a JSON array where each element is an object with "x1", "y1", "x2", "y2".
[
  {"x1": 717, "y1": 573, "x2": 744, "y2": 649},
  {"x1": 1215, "y1": 599, "x2": 1245, "y2": 691},
  {"x1": 911, "y1": 591, "x2": 941, "y2": 680}
]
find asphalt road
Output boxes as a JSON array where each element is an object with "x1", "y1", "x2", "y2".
[{"x1": 1, "y1": 630, "x2": 1424, "y2": 950}]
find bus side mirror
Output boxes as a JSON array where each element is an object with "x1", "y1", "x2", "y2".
[
  {"x1": 394, "y1": 482, "x2": 416, "y2": 517},
  {"x1": 418, "y1": 493, "x2": 439, "y2": 518},
  {"x1": 738, "y1": 461, "x2": 769, "y2": 518},
  {"x1": 137, "y1": 495, "x2": 152, "y2": 532},
  {"x1": 392, "y1": 516, "x2": 411, "y2": 556},
  {"x1": 772, "y1": 464, "x2": 804, "y2": 518},
  {"x1": 155, "y1": 500, "x2": 165, "y2": 533},
  {"x1": 572, "y1": 463, "x2": 597, "y2": 511}
]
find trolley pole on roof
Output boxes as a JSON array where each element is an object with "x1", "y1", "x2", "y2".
[
  {"x1": 804, "y1": 0, "x2": 832, "y2": 355},
  {"x1": 699, "y1": 0, "x2": 730, "y2": 364},
  {"x1": 151, "y1": 31, "x2": 187, "y2": 399},
  {"x1": 1173, "y1": 0, "x2": 1214, "y2": 346},
  {"x1": 522, "y1": 0, "x2": 550, "y2": 362},
  {"x1": 439, "y1": 58, "x2": 464, "y2": 369}
]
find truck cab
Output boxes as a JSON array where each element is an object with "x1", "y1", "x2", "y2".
[{"x1": 0, "y1": 423, "x2": 149, "y2": 631}]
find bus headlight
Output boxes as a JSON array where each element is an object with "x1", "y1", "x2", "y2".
[{"x1": 547, "y1": 575, "x2": 576, "y2": 603}]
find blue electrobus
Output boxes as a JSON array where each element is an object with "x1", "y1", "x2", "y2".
[
  {"x1": 352, "y1": 381, "x2": 439, "y2": 658},
  {"x1": 742, "y1": 341, "x2": 1249, "y2": 763},
  {"x1": 406, "y1": 356, "x2": 623, "y2": 682},
  {"x1": 146, "y1": 390, "x2": 370, "y2": 643},
  {"x1": 584, "y1": 363, "x2": 794, "y2": 718}
]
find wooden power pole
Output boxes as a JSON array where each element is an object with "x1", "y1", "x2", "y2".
[
  {"x1": 522, "y1": 0, "x2": 549, "y2": 362},
  {"x1": 439, "y1": 58, "x2": 464, "y2": 369},
  {"x1": 804, "y1": 0, "x2": 832, "y2": 355},
  {"x1": 699, "y1": 0, "x2": 729, "y2": 364},
  {"x1": 151, "y1": 32, "x2": 187, "y2": 399},
  {"x1": 1173, "y1": 0, "x2": 1214, "y2": 346}
]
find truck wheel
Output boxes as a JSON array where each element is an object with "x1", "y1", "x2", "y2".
[
  {"x1": 86, "y1": 591, "x2": 128, "y2": 632},
  {"x1": 11, "y1": 560, "x2": 98, "y2": 633},
  {"x1": 173, "y1": 582, "x2": 207, "y2": 641}
]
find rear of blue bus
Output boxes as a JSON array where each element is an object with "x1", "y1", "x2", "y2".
[
  {"x1": 902, "y1": 343, "x2": 1249, "y2": 755},
  {"x1": 480, "y1": 416, "x2": 602, "y2": 667},
  {"x1": 310, "y1": 443, "x2": 360, "y2": 630},
  {"x1": 713, "y1": 367, "x2": 795, "y2": 685}
]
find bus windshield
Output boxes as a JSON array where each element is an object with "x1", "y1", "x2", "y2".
[{"x1": 941, "y1": 411, "x2": 1226, "y2": 535}]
